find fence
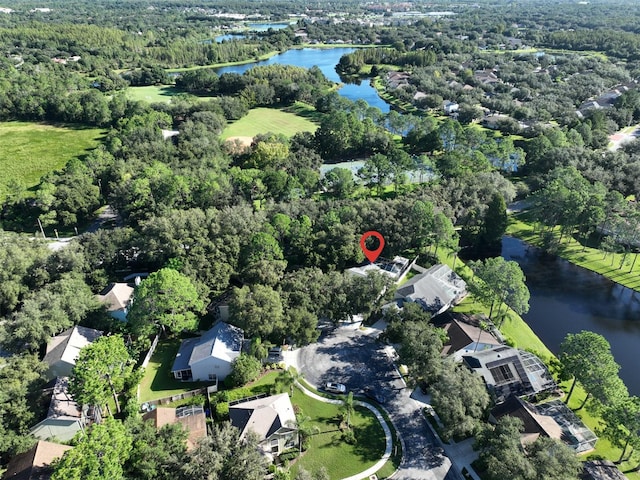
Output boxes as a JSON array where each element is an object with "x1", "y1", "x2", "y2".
[
  {"x1": 141, "y1": 334, "x2": 160, "y2": 368},
  {"x1": 145, "y1": 387, "x2": 207, "y2": 407}
]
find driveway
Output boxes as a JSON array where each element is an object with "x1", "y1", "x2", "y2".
[{"x1": 296, "y1": 324, "x2": 462, "y2": 480}]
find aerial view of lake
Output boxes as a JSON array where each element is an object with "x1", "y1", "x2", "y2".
[
  {"x1": 502, "y1": 236, "x2": 640, "y2": 395},
  {"x1": 213, "y1": 48, "x2": 390, "y2": 112}
]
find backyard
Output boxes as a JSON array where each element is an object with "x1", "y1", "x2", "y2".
[{"x1": 138, "y1": 338, "x2": 215, "y2": 403}]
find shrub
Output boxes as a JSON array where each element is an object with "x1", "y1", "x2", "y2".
[
  {"x1": 278, "y1": 449, "x2": 300, "y2": 463},
  {"x1": 229, "y1": 354, "x2": 262, "y2": 387},
  {"x1": 342, "y1": 430, "x2": 357, "y2": 445}
]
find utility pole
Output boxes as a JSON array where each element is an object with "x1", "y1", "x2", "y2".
[{"x1": 37, "y1": 217, "x2": 46, "y2": 239}]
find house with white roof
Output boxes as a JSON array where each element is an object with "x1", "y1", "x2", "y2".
[
  {"x1": 171, "y1": 322, "x2": 243, "y2": 382},
  {"x1": 96, "y1": 282, "x2": 135, "y2": 322},
  {"x1": 392, "y1": 264, "x2": 467, "y2": 315},
  {"x1": 461, "y1": 345, "x2": 556, "y2": 402},
  {"x1": 42, "y1": 326, "x2": 103, "y2": 380},
  {"x1": 229, "y1": 393, "x2": 298, "y2": 456}
]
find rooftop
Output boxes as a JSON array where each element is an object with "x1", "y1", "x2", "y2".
[
  {"x1": 3, "y1": 440, "x2": 72, "y2": 480},
  {"x1": 172, "y1": 322, "x2": 243, "y2": 373},
  {"x1": 43, "y1": 326, "x2": 103, "y2": 369},
  {"x1": 229, "y1": 393, "x2": 296, "y2": 441}
]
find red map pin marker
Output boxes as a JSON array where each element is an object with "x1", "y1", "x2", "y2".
[{"x1": 360, "y1": 231, "x2": 385, "y2": 263}]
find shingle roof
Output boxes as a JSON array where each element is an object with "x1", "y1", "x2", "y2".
[
  {"x1": 96, "y1": 283, "x2": 134, "y2": 312},
  {"x1": 43, "y1": 326, "x2": 103, "y2": 369},
  {"x1": 171, "y1": 322, "x2": 243, "y2": 373},
  {"x1": 491, "y1": 395, "x2": 563, "y2": 442},
  {"x1": 3, "y1": 440, "x2": 72, "y2": 480},
  {"x1": 229, "y1": 393, "x2": 296, "y2": 441},
  {"x1": 395, "y1": 264, "x2": 466, "y2": 313}
]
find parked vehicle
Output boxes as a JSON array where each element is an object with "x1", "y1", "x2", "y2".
[{"x1": 324, "y1": 382, "x2": 347, "y2": 394}]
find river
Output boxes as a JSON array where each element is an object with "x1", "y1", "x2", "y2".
[
  {"x1": 501, "y1": 236, "x2": 640, "y2": 395},
  {"x1": 212, "y1": 48, "x2": 390, "y2": 112}
]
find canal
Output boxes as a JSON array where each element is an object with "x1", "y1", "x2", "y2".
[{"x1": 501, "y1": 236, "x2": 640, "y2": 395}]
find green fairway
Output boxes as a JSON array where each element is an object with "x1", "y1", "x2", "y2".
[
  {"x1": 222, "y1": 106, "x2": 318, "y2": 140},
  {"x1": 0, "y1": 122, "x2": 103, "y2": 201},
  {"x1": 126, "y1": 85, "x2": 183, "y2": 103}
]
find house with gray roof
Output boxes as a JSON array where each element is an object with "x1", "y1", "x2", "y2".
[
  {"x1": 42, "y1": 326, "x2": 103, "y2": 381},
  {"x1": 29, "y1": 377, "x2": 101, "y2": 442},
  {"x1": 171, "y1": 322, "x2": 243, "y2": 382},
  {"x1": 462, "y1": 346, "x2": 556, "y2": 402},
  {"x1": 229, "y1": 393, "x2": 298, "y2": 457},
  {"x1": 393, "y1": 264, "x2": 467, "y2": 315}
]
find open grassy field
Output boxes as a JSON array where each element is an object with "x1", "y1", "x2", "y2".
[
  {"x1": 0, "y1": 121, "x2": 103, "y2": 201},
  {"x1": 126, "y1": 85, "x2": 218, "y2": 104},
  {"x1": 221, "y1": 105, "x2": 318, "y2": 140}
]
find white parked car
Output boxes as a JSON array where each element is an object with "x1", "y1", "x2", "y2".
[{"x1": 324, "y1": 382, "x2": 347, "y2": 394}]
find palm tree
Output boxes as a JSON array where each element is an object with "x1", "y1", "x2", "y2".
[
  {"x1": 292, "y1": 413, "x2": 319, "y2": 453},
  {"x1": 274, "y1": 368, "x2": 299, "y2": 396},
  {"x1": 340, "y1": 392, "x2": 354, "y2": 429}
]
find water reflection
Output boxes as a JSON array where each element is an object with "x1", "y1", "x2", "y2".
[{"x1": 502, "y1": 236, "x2": 640, "y2": 394}]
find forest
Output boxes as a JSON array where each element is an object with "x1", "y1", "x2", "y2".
[{"x1": 1, "y1": 0, "x2": 640, "y2": 479}]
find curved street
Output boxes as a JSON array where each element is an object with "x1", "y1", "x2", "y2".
[{"x1": 290, "y1": 323, "x2": 462, "y2": 480}]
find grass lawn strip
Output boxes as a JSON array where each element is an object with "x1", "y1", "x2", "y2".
[
  {"x1": 507, "y1": 213, "x2": 640, "y2": 292},
  {"x1": 222, "y1": 106, "x2": 318, "y2": 140},
  {"x1": 436, "y1": 247, "x2": 640, "y2": 478},
  {"x1": 0, "y1": 121, "x2": 103, "y2": 201}
]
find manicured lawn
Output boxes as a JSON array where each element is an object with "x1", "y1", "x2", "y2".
[
  {"x1": 221, "y1": 105, "x2": 318, "y2": 140},
  {"x1": 290, "y1": 388, "x2": 386, "y2": 479},
  {"x1": 138, "y1": 338, "x2": 215, "y2": 403},
  {"x1": 0, "y1": 121, "x2": 103, "y2": 201},
  {"x1": 126, "y1": 85, "x2": 219, "y2": 104},
  {"x1": 508, "y1": 213, "x2": 640, "y2": 293}
]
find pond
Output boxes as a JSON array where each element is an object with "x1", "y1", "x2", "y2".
[
  {"x1": 212, "y1": 48, "x2": 390, "y2": 112},
  {"x1": 320, "y1": 159, "x2": 433, "y2": 184},
  {"x1": 247, "y1": 22, "x2": 291, "y2": 31},
  {"x1": 501, "y1": 236, "x2": 640, "y2": 395},
  {"x1": 213, "y1": 34, "x2": 246, "y2": 43}
]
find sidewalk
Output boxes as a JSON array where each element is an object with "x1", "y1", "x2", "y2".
[{"x1": 294, "y1": 381, "x2": 393, "y2": 480}]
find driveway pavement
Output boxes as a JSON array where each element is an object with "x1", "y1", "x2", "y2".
[{"x1": 295, "y1": 324, "x2": 463, "y2": 480}]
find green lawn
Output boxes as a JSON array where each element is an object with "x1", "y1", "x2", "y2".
[
  {"x1": 126, "y1": 85, "x2": 218, "y2": 104},
  {"x1": 221, "y1": 105, "x2": 318, "y2": 140},
  {"x1": 0, "y1": 121, "x2": 103, "y2": 201},
  {"x1": 138, "y1": 338, "x2": 215, "y2": 403},
  {"x1": 508, "y1": 213, "x2": 640, "y2": 293},
  {"x1": 290, "y1": 388, "x2": 386, "y2": 479},
  {"x1": 218, "y1": 374, "x2": 388, "y2": 479}
]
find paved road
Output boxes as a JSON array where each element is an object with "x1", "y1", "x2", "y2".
[{"x1": 297, "y1": 325, "x2": 462, "y2": 480}]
